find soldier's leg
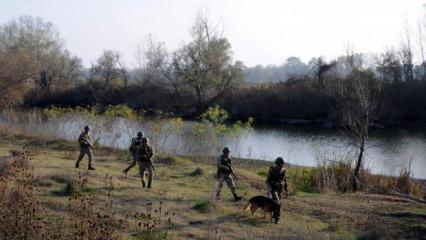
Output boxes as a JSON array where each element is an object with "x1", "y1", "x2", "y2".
[
  {"x1": 268, "y1": 185, "x2": 280, "y2": 204},
  {"x1": 146, "y1": 166, "x2": 153, "y2": 188},
  {"x1": 276, "y1": 189, "x2": 282, "y2": 204},
  {"x1": 215, "y1": 178, "x2": 224, "y2": 200},
  {"x1": 87, "y1": 149, "x2": 95, "y2": 170},
  {"x1": 274, "y1": 188, "x2": 282, "y2": 224},
  {"x1": 139, "y1": 165, "x2": 146, "y2": 188},
  {"x1": 225, "y1": 175, "x2": 242, "y2": 201},
  {"x1": 224, "y1": 175, "x2": 237, "y2": 195},
  {"x1": 123, "y1": 156, "x2": 137, "y2": 173},
  {"x1": 75, "y1": 148, "x2": 86, "y2": 168}
]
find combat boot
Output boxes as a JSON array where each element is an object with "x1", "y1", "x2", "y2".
[
  {"x1": 274, "y1": 217, "x2": 280, "y2": 224},
  {"x1": 141, "y1": 179, "x2": 146, "y2": 188},
  {"x1": 233, "y1": 193, "x2": 242, "y2": 202},
  {"x1": 88, "y1": 165, "x2": 96, "y2": 170},
  {"x1": 147, "y1": 180, "x2": 152, "y2": 189},
  {"x1": 75, "y1": 161, "x2": 80, "y2": 168}
]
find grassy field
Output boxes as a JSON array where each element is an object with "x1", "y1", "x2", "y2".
[{"x1": 0, "y1": 132, "x2": 425, "y2": 240}]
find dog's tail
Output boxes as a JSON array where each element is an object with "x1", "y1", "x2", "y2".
[{"x1": 244, "y1": 202, "x2": 251, "y2": 212}]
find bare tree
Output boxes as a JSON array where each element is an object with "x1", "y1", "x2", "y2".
[
  {"x1": 135, "y1": 36, "x2": 170, "y2": 87},
  {"x1": 417, "y1": 18, "x2": 426, "y2": 80},
  {"x1": 331, "y1": 69, "x2": 382, "y2": 191},
  {"x1": 400, "y1": 24, "x2": 414, "y2": 82},
  {"x1": 118, "y1": 60, "x2": 128, "y2": 89},
  {"x1": 88, "y1": 50, "x2": 121, "y2": 89},
  {"x1": 377, "y1": 49, "x2": 402, "y2": 82}
]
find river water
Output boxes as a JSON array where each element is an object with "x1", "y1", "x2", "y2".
[
  {"x1": 238, "y1": 125, "x2": 426, "y2": 179},
  {"x1": 2, "y1": 112, "x2": 425, "y2": 179}
]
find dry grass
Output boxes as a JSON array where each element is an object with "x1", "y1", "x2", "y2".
[{"x1": 0, "y1": 133, "x2": 425, "y2": 239}]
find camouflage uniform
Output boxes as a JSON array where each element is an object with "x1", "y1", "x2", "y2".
[
  {"x1": 266, "y1": 165, "x2": 288, "y2": 204},
  {"x1": 75, "y1": 130, "x2": 94, "y2": 169},
  {"x1": 215, "y1": 152, "x2": 241, "y2": 201},
  {"x1": 266, "y1": 158, "x2": 288, "y2": 224},
  {"x1": 124, "y1": 138, "x2": 154, "y2": 188},
  {"x1": 129, "y1": 136, "x2": 143, "y2": 162}
]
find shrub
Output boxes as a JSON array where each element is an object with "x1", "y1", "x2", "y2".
[
  {"x1": 188, "y1": 167, "x2": 204, "y2": 176},
  {"x1": 193, "y1": 199, "x2": 215, "y2": 213},
  {"x1": 104, "y1": 104, "x2": 137, "y2": 119}
]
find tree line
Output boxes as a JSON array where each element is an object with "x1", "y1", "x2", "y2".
[{"x1": 1, "y1": 14, "x2": 426, "y2": 127}]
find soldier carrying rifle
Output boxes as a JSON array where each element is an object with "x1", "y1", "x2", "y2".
[
  {"x1": 123, "y1": 135, "x2": 155, "y2": 189},
  {"x1": 215, "y1": 147, "x2": 242, "y2": 202},
  {"x1": 75, "y1": 125, "x2": 95, "y2": 170}
]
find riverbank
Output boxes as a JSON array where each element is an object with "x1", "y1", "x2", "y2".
[{"x1": 0, "y1": 132, "x2": 425, "y2": 239}]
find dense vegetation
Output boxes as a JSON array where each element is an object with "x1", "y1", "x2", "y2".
[{"x1": 1, "y1": 15, "x2": 426, "y2": 126}]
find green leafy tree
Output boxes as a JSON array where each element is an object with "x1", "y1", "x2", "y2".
[{"x1": 159, "y1": 12, "x2": 244, "y2": 112}]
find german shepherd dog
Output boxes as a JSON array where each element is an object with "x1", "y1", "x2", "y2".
[{"x1": 244, "y1": 196, "x2": 280, "y2": 223}]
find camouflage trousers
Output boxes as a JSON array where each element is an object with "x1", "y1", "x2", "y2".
[
  {"x1": 76, "y1": 147, "x2": 93, "y2": 166},
  {"x1": 215, "y1": 174, "x2": 237, "y2": 199},
  {"x1": 267, "y1": 185, "x2": 282, "y2": 204},
  {"x1": 125, "y1": 155, "x2": 154, "y2": 188},
  {"x1": 138, "y1": 162, "x2": 153, "y2": 187}
]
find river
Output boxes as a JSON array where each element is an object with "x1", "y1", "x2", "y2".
[{"x1": 1, "y1": 112, "x2": 425, "y2": 179}]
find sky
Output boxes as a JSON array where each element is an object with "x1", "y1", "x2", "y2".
[{"x1": 0, "y1": 0, "x2": 425, "y2": 67}]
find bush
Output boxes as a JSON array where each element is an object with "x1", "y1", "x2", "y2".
[
  {"x1": 104, "y1": 104, "x2": 137, "y2": 119},
  {"x1": 193, "y1": 199, "x2": 215, "y2": 213},
  {"x1": 51, "y1": 176, "x2": 80, "y2": 196},
  {"x1": 188, "y1": 167, "x2": 204, "y2": 176}
]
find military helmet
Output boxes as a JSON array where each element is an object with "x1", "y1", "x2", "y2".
[
  {"x1": 222, "y1": 147, "x2": 230, "y2": 154},
  {"x1": 275, "y1": 157, "x2": 285, "y2": 166},
  {"x1": 142, "y1": 137, "x2": 149, "y2": 143},
  {"x1": 84, "y1": 125, "x2": 90, "y2": 131},
  {"x1": 137, "y1": 131, "x2": 143, "y2": 137}
]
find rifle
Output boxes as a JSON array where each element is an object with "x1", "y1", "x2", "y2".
[
  {"x1": 80, "y1": 139, "x2": 94, "y2": 149},
  {"x1": 223, "y1": 160, "x2": 237, "y2": 180}
]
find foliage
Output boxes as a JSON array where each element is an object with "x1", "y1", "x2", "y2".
[
  {"x1": 193, "y1": 199, "x2": 215, "y2": 213},
  {"x1": 0, "y1": 147, "x2": 175, "y2": 240},
  {"x1": 185, "y1": 106, "x2": 252, "y2": 156},
  {"x1": 104, "y1": 104, "x2": 137, "y2": 119}
]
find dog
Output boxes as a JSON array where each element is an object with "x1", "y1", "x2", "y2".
[{"x1": 244, "y1": 195, "x2": 280, "y2": 223}]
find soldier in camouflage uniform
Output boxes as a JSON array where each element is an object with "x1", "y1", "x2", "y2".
[
  {"x1": 128, "y1": 131, "x2": 144, "y2": 160},
  {"x1": 123, "y1": 137, "x2": 155, "y2": 188},
  {"x1": 75, "y1": 125, "x2": 95, "y2": 170},
  {"x1": 266, "y1": 157, "x2": 288, "y2": 223},
  {"x1": 215, "y1": 147, "x2": 242, "y2": 202}
]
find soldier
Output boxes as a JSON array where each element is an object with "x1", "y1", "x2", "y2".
[
  {"x1": 123, "y1": 132, "x2": 144, "y2": 175},
  {"x1": 266, "y1": 157, "x2": 288, "y2": 223},
  {"x1": 75, "y1": 125, "x2": 95, "y2": 170},
  {"x1": 123, "y1": 137, "x2": 155, "y2": 188},
  {"x1": 129, "y1": 131, "x2": 144, "y2": 157},
  {"x1": 215, "y1": 147, "x2": 242, "y2": 202}
]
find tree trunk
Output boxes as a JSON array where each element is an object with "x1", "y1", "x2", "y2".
[{"x1": 352, "y1": 135, "x2": 365, "y2": 191}]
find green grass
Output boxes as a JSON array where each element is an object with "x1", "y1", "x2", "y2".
[{"x1": 0, "y1": 132, "x2": 425, "y2": 239}]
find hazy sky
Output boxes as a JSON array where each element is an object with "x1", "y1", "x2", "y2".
[{"x1": 0, "y1": 0, "x2": 425, "y2": 67}]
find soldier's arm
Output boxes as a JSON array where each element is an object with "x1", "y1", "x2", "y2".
[
  {"x1": 217, "y1": 158, "x2": 230, "y2": 171},
  {"x1": 78, "y1": 133, "x2": 84, "y2": 143},
  {"x1": 282, "y1": 169, "x2": 289, "y2": 193},
  {"x1": 266, "y1": 167, "x2": 273, "y2": 185},
  {"x1": 129, "y1": 139, "x2": 135, "y2": 152},
  {"x1": 149, "y1": 146, "x2": 154, "y2": 158},
  {"x1": 78, "y1": 134, "x2": 92, "y2": 146}
]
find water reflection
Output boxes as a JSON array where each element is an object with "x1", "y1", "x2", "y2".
[
  {"x1": 1, "y1": 113, "x2": 425, "y2": 179},
  {"x1": 236, "y1": 125, "x2": 426, "y2": 179}
]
